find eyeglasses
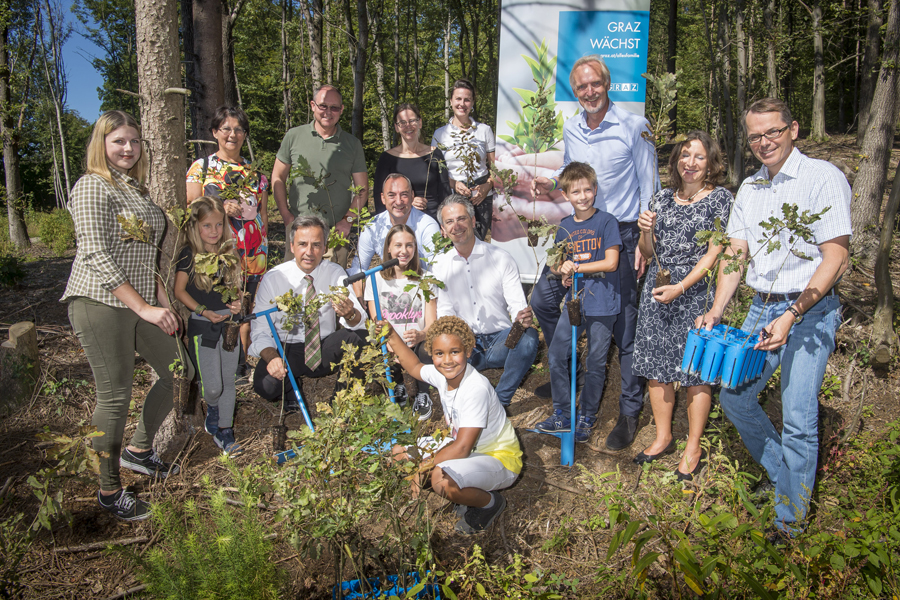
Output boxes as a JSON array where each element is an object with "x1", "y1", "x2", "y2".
[
  {"x1": 747, "y1": 125, "x2": 790, "y2": 145},
  {"x1": 312, "y1": 100, "x2": 343, "y2": 113},
  {"x1": 218, "y1": 127, "x2": 246, "y2": 136},
  {"x1": 396, "y1": 118, "x2": 420, "y2": 127}
]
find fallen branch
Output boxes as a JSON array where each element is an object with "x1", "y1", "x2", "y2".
[
  {"x1": 523, "y1": 468, "x2": 587, "y2": 496},
  {"x1": 55, "y1": 536, "x2": 149, "y2": 554},
  {"x1": 841, "y1": 361, "x2": 867, "y2": 444},
  {"x1": 103, "y1": 584, "x2": 148, "y2": 600}
]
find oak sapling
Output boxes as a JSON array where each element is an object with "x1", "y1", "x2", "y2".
[{"x1": 194, "y1": 248, "x2": 244, "y2": 351}]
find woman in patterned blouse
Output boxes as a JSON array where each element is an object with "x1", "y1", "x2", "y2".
[{"x1": 62, "y1": 111, "x2": 190, "y2": 521}]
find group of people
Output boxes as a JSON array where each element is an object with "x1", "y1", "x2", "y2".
[{"x1": 64, "y1": 55, "x2": 851, "y2": 542}]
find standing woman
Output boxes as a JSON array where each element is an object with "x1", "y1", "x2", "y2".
[
  {"x1": 186, "y1": 106, "x2": 268, "y2": 379},
  {"x1": 372, "y1": 104, "x2": 452, "y2": 220},
  {"x1": 62, "y1": 110, "x2": 191, "y2": 521},
  {"x1": 631, "y1": 130, "x2": 734, "y2": 481},
  {"x1": 431, "y1": 79, "x2": 496, "y2": 240}
]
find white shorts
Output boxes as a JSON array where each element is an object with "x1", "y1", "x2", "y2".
[{"x1": 409, "y1": 437, "x2": 518, "y2": 492}]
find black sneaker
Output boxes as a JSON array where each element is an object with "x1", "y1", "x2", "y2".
[
  {"x1": 120, "y1": 448, "x2": 180, "y2": 478},
  {"x1": 455, "y1": 492, "x2": 507, "y2": 535},
  {"x1": 394, "y1": 384, "x2": 408, "y2": 404},
  {"x1": 98, "y1": 486, "x2": 151, "y2": 521},
  {"x1": 205, "y1": 403, "x2": 220, "y2": 435},
  {"x1": 213, "y1": 427, "x2": 243, "y2": 456},
  {"x1": 412, "y1": 392, "x2": 433, "y2": 421},
  {"x1": 235, "y1": 362, "x2": 250, "y2": 385}
]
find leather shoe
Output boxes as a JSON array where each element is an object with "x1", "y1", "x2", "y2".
[
  {"x1": 605, "y1": 414, "x2": 638, "y2": 451},
  {"x1": 534, "y1": 381, "x2": 552, "y2": 399},
  {"x1": 674, "y1": 449, "x2": 707, "y2": 482},
  {"x1": 633, "y1": 439, "x2": 676, "y2": 465}
]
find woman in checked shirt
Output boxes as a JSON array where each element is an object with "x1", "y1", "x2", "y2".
[{"x1": 62, "y1": 110, "x2": 191, "y2": 521}]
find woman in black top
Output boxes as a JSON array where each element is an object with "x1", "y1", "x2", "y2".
[{"x1": 372, "y1": 104, "x2": 451, "y2": 219}]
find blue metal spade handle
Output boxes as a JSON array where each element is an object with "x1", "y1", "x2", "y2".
[
  {"x1": 250, "y1": 307, "x2": 315, "y2": 432},
  {"x1": 344, "y1": 258, "x2": 400, "y2": 402}
]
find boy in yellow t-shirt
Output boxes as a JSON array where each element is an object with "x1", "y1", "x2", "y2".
[{"x1": 384, "y1": 316, "x2": 521, "y2": 534}]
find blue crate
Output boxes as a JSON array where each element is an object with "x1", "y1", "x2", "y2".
[
  {"x1": 682, "y1": 324, "x2": 766, "y2": 388},
  {"x1": 333, "y1": 572, "x2": 441, "y2": 599}
]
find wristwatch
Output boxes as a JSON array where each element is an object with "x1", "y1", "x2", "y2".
[{"x1": 786, "y1": 305, "x2": 803, "y2": 324}]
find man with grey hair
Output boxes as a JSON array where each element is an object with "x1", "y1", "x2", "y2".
[
  {"x1": 250, "y1": 215, "x2": 366, "y2": 408},
  {"x1": 531, "y1": 54, "x2": 659, "y2": 451},
  {"x1": 271, "y1": 84, "x2": 368, "y2": 266},
  {"x1": 433, "y1": 195, "x2": 538, "y2": 407}
]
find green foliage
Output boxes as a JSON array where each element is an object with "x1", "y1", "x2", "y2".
[
  {"x1": 541, "y1": 517, "x2": 574, "y2": 553},
  {"x1": 116, "y1": 213, "x2": 152, "y2": 244},
  {"x1": 130, "y1": 476, "x2": 283, "y2": 599},
  {"x1": 168, "y1": 358, "x2": 185, "y2": 377},
  {"x1": 0, "y1": 241, "x2": 26, "y2": 287},
  {"x1": 435, "y1": 545, "x2": 578, "y2": 599},
  {"x1": 0, "y1": 513, "x2": 29, "y2": 598},
  {"x1": 402, "y1": 271, "x2": 445, "y2": 304},
  {"x1": 498, "y1": 40, "x2": 566, "y2": 154},
  {"x1": 642, "y1": 70, "x2": 683, "y2": 147},
  {"x1": 245, "y1": 323, "x2": 432, "y2": 591},
  {"x1": 37, "y1": 208, "x2": 76, "y2": 256},
  {"x1": 272, "y1": 285, "x2": 348, "y2": 331},
  {"x1": 29, "y1": 426, "x2": 104, "y2": 532}
]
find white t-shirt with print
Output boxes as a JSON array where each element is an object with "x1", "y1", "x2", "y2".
[{"x1": 363, "y1": 272, "x2": 434, "y2": 336}]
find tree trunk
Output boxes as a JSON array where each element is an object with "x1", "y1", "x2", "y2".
[
  {"x1": 716, "y1": 0, "x2": 738, "y2": 186},
  {"x1": 765, "y1": 0, "x2": 778, "y2": 96},
  {"x1": 850, "y1": 0, "x2": 900, "y2": 264},
  {"x1": 182, "y1": 0, "x2": 201, "y2": 158},
  {"x1": 134, "y1": 0, "x2": 192, "y2": 454},
  {"x1": 281, "y1": 0, "x2": 292, "y2": 128},
  {"x1": 221, "y1": 0, "x2": 246, "y2": 108},
  {"x1": 444, "y1": 12, "x2": 451, "y2": 121},
  {"x1": 858, "y1": 0, "x2": 884, "y2": 146},
  {"x1": 668, "y1": 0, "x2": 677, "y2": 133},
  {"x1": 734, "y1": 0, "x2": 746, "y2": 181},
  {"x1": 872, "y1": 157, "x2": 900, "y2": 365},
  {"x1": 232, "y1": 45, "x2": 253, "y2": 161},
  {"x1": 305, "y1": 0, "x2": 323, "y2": 90},
  {"x1": 810, "y1": 1, "x2": 827, "y2": 140},
  {"x1": 1, "y1": 12, "x2": 31, "y2": 249},
  {"x1": 342, "y1": 0, "x2": 367, "y2": 140},
  {"x1": 38, "y1": 0, "x2": 72, "y2": 198},
  {"x1": 393, "y1": 0, "x2": 400, "y2": 102},
  {"x1": 371, "y1": 25, "x2": 391, "y2": 150},
  {"x1": 192, "y1": 0, "x2": 224, "y2": 156}
]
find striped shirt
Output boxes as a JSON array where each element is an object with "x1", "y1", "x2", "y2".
[
  {"x1": 61, "y1": 171, "x2": 166, "y2": 308},
  {"x1": 726, "y1": 148, "x2": 852, "y2": 294}
]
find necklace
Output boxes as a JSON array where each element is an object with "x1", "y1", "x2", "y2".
[{"x1": 674, "y1": 183, "x2": 709, "y2": 204}]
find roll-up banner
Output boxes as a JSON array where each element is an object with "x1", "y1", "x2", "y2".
[{"x1": 493, "y1": 0, "x2": 651, "y2": 283}]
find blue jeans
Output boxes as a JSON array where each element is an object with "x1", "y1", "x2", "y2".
[
  {"x1": 531, "y1": 221, "x2": 644, "y2": 417},
  {"x1": 549, "y1": 311, "x2": 615, "y2": 420},
  {"x1": 718, "y1": 295, "x2": 841, "y2": 532},
  {"x1": 470, "y1": 326, "x2": 539, "y2": 406}
]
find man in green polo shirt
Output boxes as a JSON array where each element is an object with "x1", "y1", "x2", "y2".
[{"x1": 271, "y1": 84, "x2": 369, "y2": 266}]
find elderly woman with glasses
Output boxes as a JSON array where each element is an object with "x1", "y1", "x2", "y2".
[
  {"x1": 186, "y1": 105, "x2": 269, "y2": 379},
  {"x1": 372, "y1": 103, "x2": 452, "y2": 219}
]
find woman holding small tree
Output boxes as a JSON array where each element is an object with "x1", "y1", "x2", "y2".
[
  {"x1": 431, "y1": 79, "x2": 497, "y2": 240},
  {"x1": 62, "y1": 110, "x2": 190, "y2": 521}
]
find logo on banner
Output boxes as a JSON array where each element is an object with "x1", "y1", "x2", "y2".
[{"x1": 556, "y1": 10, "x2": 650, "y2": 103}]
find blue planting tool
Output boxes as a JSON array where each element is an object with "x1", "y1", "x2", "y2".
[
  {"x1": 344, "y1": 258, "x2": 400, "y2": 402},
  {"x1": 527, "y1": 271, "x2": 602, "y2": 467}
]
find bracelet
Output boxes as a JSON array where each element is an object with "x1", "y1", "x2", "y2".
[
  {"x1": 194, "y1": 304, "x2": 207, "y2": 316},
  {"x1": 679, "y1": 282, "x2": 686, "y2": 294},
  {"x1": 549, "y1": 178, "x2": 558, "y2": 192}
]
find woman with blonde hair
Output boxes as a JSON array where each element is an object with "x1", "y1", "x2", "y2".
[{"x1": 62, "y1": 110, "x2": 191, "y2": 521}]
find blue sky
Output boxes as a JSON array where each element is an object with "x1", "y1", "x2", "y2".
[{"x1": 61, "y1": 0, "x2": 104, "y2": 122}]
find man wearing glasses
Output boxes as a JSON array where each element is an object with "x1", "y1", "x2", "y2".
[
  {"x1": 696, "y1": 97, "x2": 851, "y2": 543},
  {"x1": 271, "y1": 85, "x2": 368, "y2": 266},
  {"x1": 531, "y1": 55, "x2": 659, "y2": 452}
]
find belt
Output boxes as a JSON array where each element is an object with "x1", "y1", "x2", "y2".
[{"x1": 755, "y1": 288, "x2": 836, "y2": 303}]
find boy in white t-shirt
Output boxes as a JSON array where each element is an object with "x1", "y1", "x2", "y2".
[{"x1": 384, "y1": 316, "x2": 522, "y2": 534}]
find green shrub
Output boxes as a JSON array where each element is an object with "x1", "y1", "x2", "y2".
[
  {"x1": 0, "y1": 241, "x2": 25, "y2": 287},
  {"x1": 37, "y1": 208, "x2": 75, "y2": 257},
  {"x1": 131, "y1": 476, "x2": 284, "y2": 599},
  {"x1": 0, "y1": 513, "x2": 29, "y2": 598}
]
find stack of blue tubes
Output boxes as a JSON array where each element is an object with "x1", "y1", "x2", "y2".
[{"x1": 681, "y1": 324, "x2": 768, "y2": 389}]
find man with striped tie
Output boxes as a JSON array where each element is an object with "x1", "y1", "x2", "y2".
[{"x1": 250, "y1": 215, "x2": 367, "y2": 410}]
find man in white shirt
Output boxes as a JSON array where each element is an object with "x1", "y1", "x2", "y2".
[
  {"x1": 433, "y1": 195, "x2": 538, "y2": 406},
  {"x1": 251, "y1": 215, "x2": 367, "y2": 407},
  {"x1": 348, "y1": 173, "x2": 441, "y2": 297},
  {"x1": 696, "y1": 98, "x2": 851, "y2": 541}
]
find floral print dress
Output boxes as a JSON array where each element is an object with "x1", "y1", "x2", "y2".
[{"x1": 633, "y1": 186, "x2": 734, "y2": 385}]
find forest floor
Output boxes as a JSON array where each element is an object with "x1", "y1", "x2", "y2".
[{"x1": 0, "y1": 134, "x2": 898, "y2": 599}]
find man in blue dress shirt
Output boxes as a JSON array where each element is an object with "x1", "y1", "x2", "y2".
[{"x1": 532, "y1": 54, "x2": 659, "y2": 451}]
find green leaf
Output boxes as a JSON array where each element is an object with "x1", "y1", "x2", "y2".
[{"x1": 830, "y1": 554, "x2": 846, "y2": 570}]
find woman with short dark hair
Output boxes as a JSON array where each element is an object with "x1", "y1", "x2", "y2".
[
  {"x1": 372, "y1": 103, "x2": 451, "y2": 219},
  {"x1": 632, "y1": 130, "x2": 734, "y2": 482}
]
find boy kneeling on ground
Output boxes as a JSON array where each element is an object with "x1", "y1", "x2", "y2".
[{"x1": 383, "y1": 316, "x2": 522, "y2": 534}]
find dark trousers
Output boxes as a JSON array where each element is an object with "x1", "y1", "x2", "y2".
[
  {"x1": 253, "y1": 329, "x2": 366, "y2": 401},
  {"x1": 474, "y1": 196, "x2": 493, "y2": 241},
  {"x1": 532, "y1": 220, "x2": 645, "y2": 417}
]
